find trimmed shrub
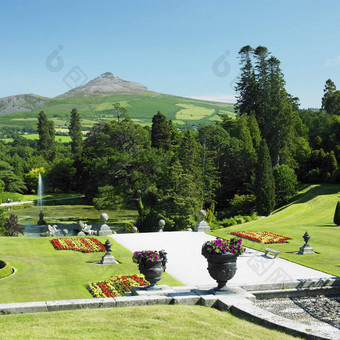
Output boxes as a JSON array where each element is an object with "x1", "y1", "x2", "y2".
[
  {"x1": 334, "y1": 201, "x2": 340, "y2": 226},
  {"x1": 0, "y1": 260, "x2": 13, "y2": 279}
]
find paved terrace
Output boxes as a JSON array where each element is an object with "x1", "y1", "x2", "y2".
[{"x1": 111, "y1": 231, "x2": 334, "y2": 287}]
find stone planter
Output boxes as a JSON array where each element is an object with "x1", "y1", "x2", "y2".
[
  {"x1": 138, "y1": 259, "x2": 166, "y2": 287},
  {"x1": 135, "y1": 250, "x2": 167, "y2": 289},
  {"x1": 202, "y1": 250, "x2": 238, "y2": 292}
]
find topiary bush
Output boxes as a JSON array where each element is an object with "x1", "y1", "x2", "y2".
[
  {"x1": 0, "y1": 260, "x2": 13, "y2": 279},
  {"x1": 334, "y1": 201, "x2": 340, "y2": 226}
]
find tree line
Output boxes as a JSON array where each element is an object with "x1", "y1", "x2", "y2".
[{"x1": 0, "y1": 45, "x2": 339, "y2": 231}]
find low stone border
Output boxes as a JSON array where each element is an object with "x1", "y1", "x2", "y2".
[{"x1": 0, "y1": 282, "x2": 339, "y2": 339}]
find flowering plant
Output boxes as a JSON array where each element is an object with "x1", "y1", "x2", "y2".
[
  {"x1": 230, "y1": 231, "x2": 291, "y2": 244},
  {"x1": 88, "y1": 274, "x2": 149, "y2": 298},
  {"x1": 202, "y1": 237, "x2": 246, "y2": 257},
  {"x1": 132, "y1": 250, "x2": 167, "y2": 266},
  {"x1": 51, "y1": 237, "x2": 106, "y2": 253}
]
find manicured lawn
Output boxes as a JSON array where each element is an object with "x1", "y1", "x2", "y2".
[
  {"x1": 211, "y1": 184, "x2": 340, "y2": 277},
  {"x1": 0, "y1": 305, "x2": 299, "y2": 340},
  {"x1": 0, "y1": 236, "x2": 182, "y2": 303}
]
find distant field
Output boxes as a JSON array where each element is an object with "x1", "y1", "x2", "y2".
[
  {"x1": 175, "y1": 103, "x2": 215, "y2": 120},
  {"x1": 22, "y1": 134, "x2": 73, "y2": 143},
  {"x1": 0, "y1": 92, "x2": 235, "y2": 131}
]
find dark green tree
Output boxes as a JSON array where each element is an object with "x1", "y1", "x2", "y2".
[
  {"x1": 37, "y1": 111, "x2": 56, "y2": 161},
  {"x1": 254, "y1": 140, "x2": 275, "y2": 215},
  {"x1": 0, "y1": 179, "x2": 4, "y2": 203},
  {"x1": 151, "y1": 111, "x2": 171, "y2": 150},
  {"x1": 247, "y1": 114, "x2": 261, "y2": 151},
  {"x1": 321, "y1": 79, "x2": 340, "y2": 115},
  {"x1": 334, "y1": 201, "x2": 340, "y2": 226},
  {"x1": 0, "y1": 160, "x2": 26, "y2": 193},
  {"x1": 69, "y1": 108, "x2": 83, "y2": 157},
  {"x1": 0, "y1": 208, "x2": 6, "y2": 236},
  {"x1": 235, "y1": 45, "x2": 257, "y2": 115},
  {"x1": 273, "y1": 165, "x2": 298, "y2": 206}
]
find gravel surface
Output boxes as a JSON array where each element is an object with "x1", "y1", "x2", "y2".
[{"x1": 256, "y1": 295, "x2": 340, "y2": 336}]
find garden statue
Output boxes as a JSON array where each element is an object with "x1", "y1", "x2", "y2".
[
  {"x1": 37, "y1": 210, "x2": 46, "y2": 225},
  {"x1": 47, "y1": 224, "x2": 60, "y2": 237},
  {"x1": 78, "y1": 222, "x2": 96, "y2": 236},
  {"x1": 194, "y1": 210, "x2": 211, "y2": 232}
]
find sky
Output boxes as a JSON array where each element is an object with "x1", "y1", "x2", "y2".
[{"x1": 1, "y1": 0, "x2": 340, "y2": 109}]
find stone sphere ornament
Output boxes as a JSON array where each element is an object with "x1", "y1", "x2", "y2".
[
  {"x1": 100, "y1": 213, "x2": 109, "y2": 222},
  {"x1": 198, "y1": 210, "x2": 207, "y2": 220}
]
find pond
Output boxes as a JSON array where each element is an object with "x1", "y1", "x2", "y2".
[{"x1": 23, "y1": 222, "x2": 120, "y2": 237}]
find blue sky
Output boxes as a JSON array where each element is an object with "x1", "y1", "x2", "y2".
[{"x1": 1, "y1": 0, "x2": 340, "y2": 108}]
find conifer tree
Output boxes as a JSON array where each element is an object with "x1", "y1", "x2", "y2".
[
  {"x1": 235, "y1": 45, "x2": 257, "y2": 115},
  {"x1": 334, "y1": 201, "x2": 340, "y2": 226},
  {"x1": 151, "y1": 111, "x2": 171, "y2": 150},
  {"x1": 37, "y1": 111, "x2": 50, "y2": 152},
  {"x1": 37, "y1": 111, "x2": 56, "y2": 161},
  {"x1": 69, "y1": 108, "x2": 83, "y2": 157},
  {"x1": 254, "y1": 139, "x2": 275, "y2": 215}
]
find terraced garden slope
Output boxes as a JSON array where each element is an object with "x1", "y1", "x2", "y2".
[
  {"x1": 0, "y1": 236, "x2": 182, "y2": 303},
  {"x1": 212, "y1": 184, "x2": 340, "y2": 277}
]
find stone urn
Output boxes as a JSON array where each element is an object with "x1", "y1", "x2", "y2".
[
  {"x1": 202, "y1": 251, "x2": 237, "y2": 292},
  {"x1": 134, "y1": 250, "x2": 167, "y2": 288},
  {"x1": 201, "y1": 237, "x2": 244, "y2": 292}
]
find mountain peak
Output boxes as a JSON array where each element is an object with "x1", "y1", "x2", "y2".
[{"x1": 60, "y1": 72, "x2": 149, "y2": 97}]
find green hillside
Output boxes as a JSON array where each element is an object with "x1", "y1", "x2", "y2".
[
  {"x1": 212, "y1": 184, "x2": 340, "y2": 277},
  {"x1": 0, "y1": 92, "x2": 235, "y2": 131}
]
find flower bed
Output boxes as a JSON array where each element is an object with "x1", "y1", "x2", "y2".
[
  {"x1": 50, "y1": 237, "x2": 106, "y2": 253},
  {"x1": 230, "y1": 231, "x2": 291, "y2": 244},
  {"x1": 88, "y1": 274, "x2": 149, "y2": 298}
]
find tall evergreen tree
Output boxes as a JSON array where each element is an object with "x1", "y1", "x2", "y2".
[
  {"x1": 247, "y1": 114, "x2": 261, "y2": 151},
  {"x1": 322, "y1": 79, "x2": 336, "y2": 111},
  {"x1": 37, "y1": 111, "x2": 50, "y2": 152},
  {"x1": 69, "y1": 108, "x2": 83, "y2": 157},
  {"x1": 151, "y1": 111, "x2": 171, "y2": 150},
  {"x1": 334, "y1": 201, "x2": 340, "y2": 226},
  {"x1": 253, "y1": 46, "x2": 270, "y2": 130},
  {"x1": 254, "y1": 139, "x2": 275, "y2": 215},
  {"x1": 235, "y1": 45, "x2": 257, "y2": 115},
  {"x1": 322, "y1": 79, "x2": 340, "y2": 115},
  {"x1": 37, "y1": 111, "x2": 55, "y2": 161}
]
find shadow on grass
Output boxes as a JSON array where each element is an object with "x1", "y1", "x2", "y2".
[{"x1": 273, "y1": 184, "x2": 340, "y2": 215}]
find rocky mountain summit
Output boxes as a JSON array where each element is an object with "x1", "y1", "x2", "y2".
[
  {"x1": 0, "y1": 94, "x2": 47, "y2": 116},
  {"x1": 60, "y1": 72, "x2": 150, "y2": 97},
  {"x1": 0, "y1": 72, "x2": 151, "y2": 115}
]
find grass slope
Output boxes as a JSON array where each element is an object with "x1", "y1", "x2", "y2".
[
  {"x1": 0, "y1": 236, "x2": 182, "y2": 303},
  {"x1": 0, "y1": 92, "x2": 235, "y2": 131},
  {"x1": 211, "y1": 184, "x2": 340, "y2": 277},
  {"x1": 0, "y1": 305, "x2": 299, "y2": 340}
]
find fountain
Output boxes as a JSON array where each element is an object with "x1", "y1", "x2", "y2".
[{"x1": 37, "y1": 173, "x2": 46, "y2": 225}]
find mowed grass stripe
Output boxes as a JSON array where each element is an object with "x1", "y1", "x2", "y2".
[{"x1": 212, "y1": 184, "x2": 340, "y2": 276}]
